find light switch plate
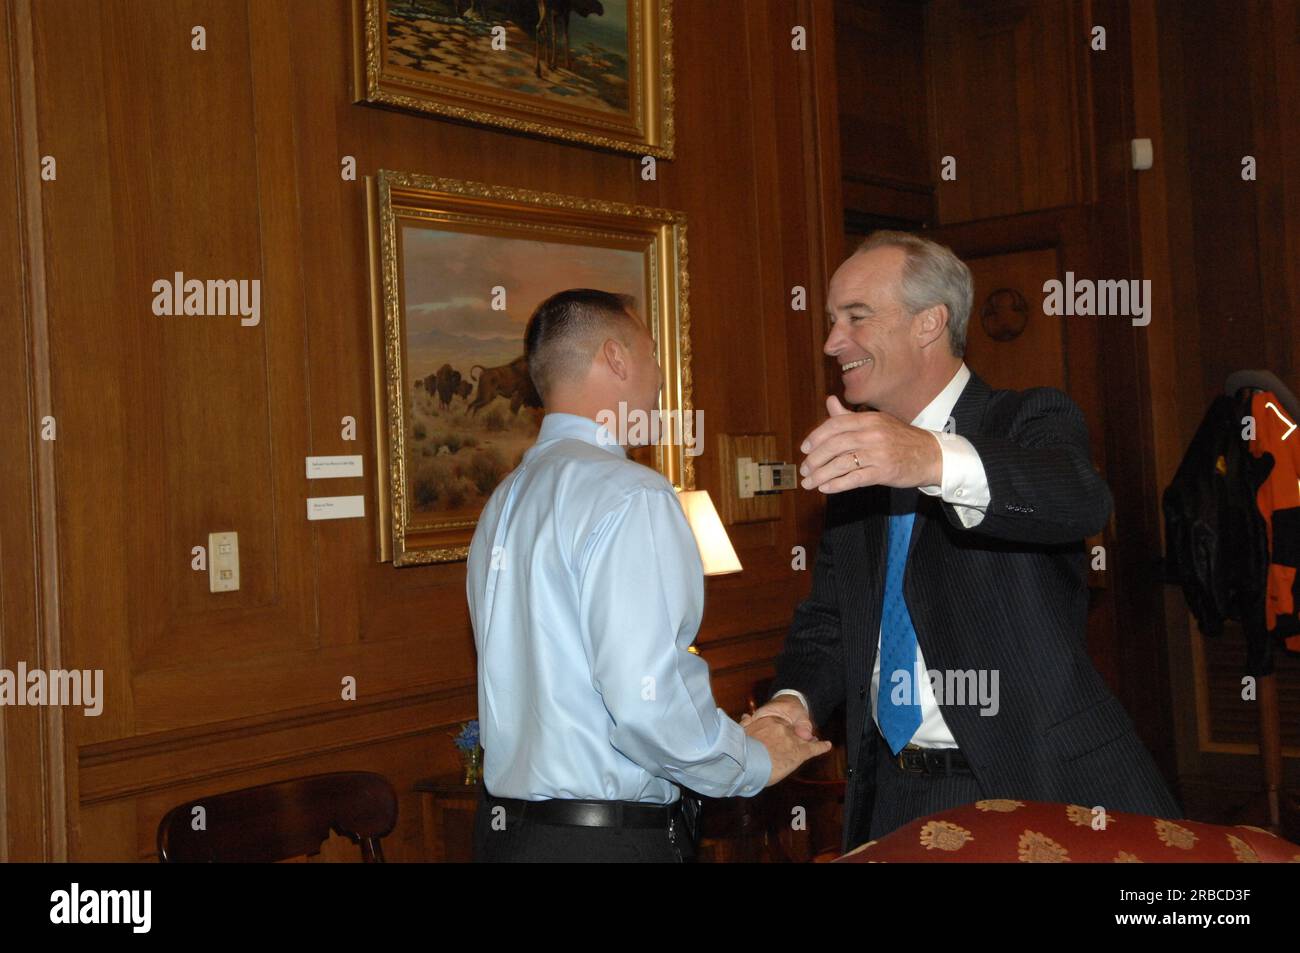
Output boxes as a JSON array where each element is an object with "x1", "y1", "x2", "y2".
[
  {"x1": 1131, "y1": 138, "x2": 1153, "y2": 170},
  {"x1": 208, "y1": 531, "x2": 240, "y2": 593}
]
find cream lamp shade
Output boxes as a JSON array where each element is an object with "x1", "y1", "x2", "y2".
[{"x1": 675, "y1": 490, "x2": 743, "y2": 576}]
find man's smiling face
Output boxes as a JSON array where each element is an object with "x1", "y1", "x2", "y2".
[{"x1": 823, "y1": 246, "x2": 922, "y2": 418}]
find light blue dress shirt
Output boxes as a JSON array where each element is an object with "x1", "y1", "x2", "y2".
[{"x1": 466, "y1": 412, "x2": 771, "y2": 803}]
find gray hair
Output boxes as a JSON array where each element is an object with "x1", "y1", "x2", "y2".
[{"x1": 854, "y1": 231, "x2": 973, "y2": 357}]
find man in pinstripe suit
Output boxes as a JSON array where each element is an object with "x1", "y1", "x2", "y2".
[{"x1": 748, "y1": 232, "x2": 1182, "y2": 852}]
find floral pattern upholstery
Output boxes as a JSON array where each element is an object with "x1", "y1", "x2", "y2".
[{"x1": 835, "y1": 800, "x2": 1300, "y2": 863}]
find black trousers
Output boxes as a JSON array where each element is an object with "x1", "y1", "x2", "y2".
[
  {"x1": 866, "y1": 732, "x2": 986, "y2": 841},
  {"x1": 471, "y1": 789, "x2": 694, "y2": 863}
]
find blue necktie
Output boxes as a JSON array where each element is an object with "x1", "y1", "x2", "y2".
[{"x1": 877, "y1": 510, "x2": 922, "y2": 755}]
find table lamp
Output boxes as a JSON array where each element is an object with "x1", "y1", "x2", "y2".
[{"x1": 675, "y1": 489, "x2": 742, "y2": 576}]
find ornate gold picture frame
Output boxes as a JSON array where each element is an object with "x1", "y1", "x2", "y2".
[
  {"x1": 367, "y1": 169, "x2": 693, "y2": 565},
  {"x1": 352, "y1": 0, "x2": 674, "y2": 158}
]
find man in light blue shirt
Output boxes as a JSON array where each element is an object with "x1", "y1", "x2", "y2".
[{"x1": 467, "y1": 289, "x2": 830, "y2": 862}]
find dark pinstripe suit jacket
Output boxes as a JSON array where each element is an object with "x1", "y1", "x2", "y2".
[{"x1": 772, "y1": 371, "x2": 1182, "y2": 852}]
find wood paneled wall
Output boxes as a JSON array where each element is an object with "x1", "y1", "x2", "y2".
[
  {"x1": 926, "y1": 0, "x2": 1093, "y2": 223},
  {"x1": 836, "y1": 0, "x2": 932, "y2": 225},
  {"x1": 1135, "y1": 0, "x2": 1300, "y2": 786},
  {"x1": 0, "y1": 0, "x2": 842, "y2": 860}
]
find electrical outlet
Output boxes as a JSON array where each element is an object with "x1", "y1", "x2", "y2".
[
  {"x1": 717, "y1": 434, "x2": 783, "y2": 524},
  {"x1": 209, "y1": 531, "x2": 240, "y2": 593},
  {"x1": 739, "y1": 457, "x2": 796, "y2": 497}
]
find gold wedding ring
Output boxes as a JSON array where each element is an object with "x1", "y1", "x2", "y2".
[{"x1": 851, "y1": 452, "x2": 862, "y2": 469}]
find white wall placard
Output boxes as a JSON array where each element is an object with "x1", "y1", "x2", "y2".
[
  {"x1": 306, "y1": 455, "x2": 364, "y2": 479},
  {"x1": 307, "y1": 495, "x2": 366, "y2": 521}
]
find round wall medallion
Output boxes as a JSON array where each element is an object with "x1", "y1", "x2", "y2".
[{"x1": 979, "y1": 288, "x2": 1029, "y2": 342}]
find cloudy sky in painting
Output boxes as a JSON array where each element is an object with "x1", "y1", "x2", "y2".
[{"x1": 400, "y1": 224, "x2": 646, "y2": 381}]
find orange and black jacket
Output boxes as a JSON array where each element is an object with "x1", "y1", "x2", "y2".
[{"x1": 1247, "y1": 390, "x2": 1300, "y2": 655}]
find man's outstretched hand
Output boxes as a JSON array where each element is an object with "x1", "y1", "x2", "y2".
[
  {"x1": 741, "y1": 699, "x2": 831, "y2": 786},
  {"x1": 798, "y1": 394, "x2": 942, "y2": 493},
  {"x1": 742, "y1": 694, "x2": 817, "y2": 741}
]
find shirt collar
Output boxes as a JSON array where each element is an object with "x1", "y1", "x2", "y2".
[
  {"x1": 533, "y1": 412, "x2": 627, "y2": 459},
  {"x1": 910, "y1": 363, "x2": 971, "y2": 430}
]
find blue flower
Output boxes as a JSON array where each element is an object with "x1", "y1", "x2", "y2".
[{"x1": 452, "y1": 719, "x2": 480, "y2": 751}]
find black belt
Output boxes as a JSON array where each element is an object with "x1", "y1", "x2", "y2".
[
  {"x1": 894, "y1": 743, "x2": 973, "y2": 776},
  {"x1": 485, "y1": 792, "x2": 693, "y2": 831}
]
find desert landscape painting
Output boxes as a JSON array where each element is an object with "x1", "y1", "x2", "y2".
[
  {"x1": 385, "y1": 0, "x2": 632, "y2": 114},
  {"x1": 356, "y1": 0, "x2": 672, "y2": 156}
]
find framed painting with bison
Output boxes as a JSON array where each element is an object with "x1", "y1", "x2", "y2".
[
  {"x1": 351, "y1": 0, "x2": 673, "y2": 158},
  {"x1": 368, "y1": 169, "x2": 693, "y2": 565}
]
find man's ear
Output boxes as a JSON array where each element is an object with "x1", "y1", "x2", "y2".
[
  {"x1": 915, "y1": 304, "x2": 949, "y2": 348},
  {"x1": 601, "y1": 337, "x2": 629, "y2": 380}
]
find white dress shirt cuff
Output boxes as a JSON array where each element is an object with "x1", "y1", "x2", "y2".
[
  {"x1": 771, "y1": 688, "x2": 811, "y2": 714},
  {"x1": 917, "y1": 431, "x2": 990, "y2": 528}
]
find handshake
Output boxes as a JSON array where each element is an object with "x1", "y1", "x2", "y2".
[{"x1": 740, "y1": 695, "x2": 833, "y2": 786}]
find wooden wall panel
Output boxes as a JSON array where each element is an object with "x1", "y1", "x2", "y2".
[
  {"x1": 959, "y1": 247, "x2": 1066, "y2": 393},
  {"x1": 835, "y1": 0, "x2": 933, "y2": 225},
  {"x1": 5, "y1": 0, "x2": 841, "y2": 859},
  {"x1": 1138, "y1": 0, "x2": 1300, "y2": 790},
  {"x1": 1182, "y1": 2, "x2": 1273, "y2": 396},
  {"x1": 926, "y1": 0, "x2": 1091, "y2": 225},
  {"x1": 1274, "y1": 0, "x2": 1300, "y2": 383},
  {"x1": 0, "y1": 0, "x2": 65, "y2": 861}
]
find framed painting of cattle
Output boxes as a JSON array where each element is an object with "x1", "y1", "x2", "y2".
[
  {"x1": 368, "y1": 169, "x2": 693, "y2": 565},
  {"x1": 351, "y1": 0, "x2": 673, "y2": 158}
]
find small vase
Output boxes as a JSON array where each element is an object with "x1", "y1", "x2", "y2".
[{"x1": 460, "y1": 746, "x2": 482, "y2": 785}]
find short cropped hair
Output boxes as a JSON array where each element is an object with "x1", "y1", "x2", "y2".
[
  {"x1": 854, "y1": 231, "x2": 974, "y2": 357},
  {"x1": 524, "y1": 289, "x2": 640, "y2": 400}
]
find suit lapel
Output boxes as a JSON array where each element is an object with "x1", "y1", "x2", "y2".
[
  {"x1": 855, "y1": 493, "x2": 893, "y2": 750},
  {"x1": 949, "y1": 370, "x2": 992, "y2": 439},
  {"x1": 855, "y1": 488, "x2": 889, "y2": 677},
  {"x1": 900, "y1": 370, "x2": 991, "y2": 575},
  {"x1": 899, "y1": 371, "x2": 990, "y2": 566}
]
